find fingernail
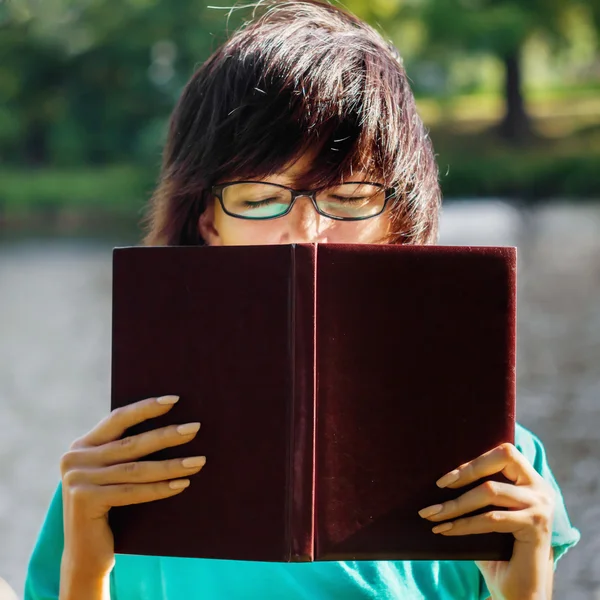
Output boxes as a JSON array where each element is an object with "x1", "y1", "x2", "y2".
[
  {"x1": 169, "y1": 479, "x2": 190, "y2": 490},
  {"x1": 418, "y1": 504, "x2": 444, "y2": 519},
  {"x1": 182, "y1": 456, "x2": 206, "y2": 468},
  {"x1": 432, "y1": 522, "x2": 453, "y2": 534},
  {"x1": 177, "y1": 422, "x2": 201, "y2": 436},
  {"x1": 437, "y1": 470, "x2": 460, "y2": 488},
  {"x1": 157, "y1": 395, "x2": 180, "y2": 405}
]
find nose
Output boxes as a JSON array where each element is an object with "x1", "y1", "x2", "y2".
[{"x1": 284, "y1": 194, "x2": 327, "y2": 243}]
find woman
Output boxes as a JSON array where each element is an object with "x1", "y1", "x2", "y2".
[{"x1": 25, "y1": 1, "x2": 580, "y2": 598}]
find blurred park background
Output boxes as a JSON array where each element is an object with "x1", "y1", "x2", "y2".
[
  {"x1": 0, "y1": 0, "x2": 599, "y2": 598},
  {"x1": 1, "y1": 0, "x2": 600, "y2": 228}
]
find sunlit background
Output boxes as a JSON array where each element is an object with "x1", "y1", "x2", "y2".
[{"x1": 0, "y1": 0, "x2": 599, "y2": 598}]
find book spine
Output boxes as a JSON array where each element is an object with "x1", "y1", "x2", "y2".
[
  {"x1": 288, "y1": 244, "x2": 317, "y2": 561},
  {"x1": 505, "y1": 247, "x2": 517, "y2": 443}
]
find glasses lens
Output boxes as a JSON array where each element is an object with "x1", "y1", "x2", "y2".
[
  {"x1": 222, "y1": 183, "x2": 292, "y2": 219},
  {"x1": 316, "y1": 183, "x2": 386, "y2": 219}
]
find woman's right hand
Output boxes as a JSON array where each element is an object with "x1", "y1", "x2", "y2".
[{"x1": 59, "y1": 395, "x2": 205, "y2": 597}]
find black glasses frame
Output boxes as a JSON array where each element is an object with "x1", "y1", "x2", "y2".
[{"x1": 210, "y1": 180, "x2": 397, "y2": 222}]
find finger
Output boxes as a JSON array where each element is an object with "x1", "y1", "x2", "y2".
[
  {"x1": 436, "y1": 443, "x2": 540, "y2": 489},
  {"x1": 431, "y1": 509, "x2": 534, "y2": 536},
  {"x1": 87, "y1": 422, "x2": 201, "y2": 467},
  {"x1": 75, "y1": 395, "x2": 181, "y2": 448},
  {"x1": 94, "y1": 479, "x2": 193, "y2": 508},
  {"x1": 80, "y1": 456, "x2": 207, "y2": 485},
  {"x1": 63, "y1": 422, "x2": 201, "y2": 470},
  {"x1": 419, "y1": 480, "x2": 534, "y2": 522}
]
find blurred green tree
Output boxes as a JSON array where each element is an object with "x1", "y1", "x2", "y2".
[
  {"x1": 344, "y1": 0, "x2": 600, "y2": 144},
  {"x1": 0, "y1": 0, "x2": 236, "y2": 166},
  {"x1": 1, "y1": 0, "x2": 598, "y2": 167}
]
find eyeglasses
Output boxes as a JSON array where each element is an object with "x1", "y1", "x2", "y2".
[{"x1": 210, "y1": 181, "x2": 397, "y2": 221}]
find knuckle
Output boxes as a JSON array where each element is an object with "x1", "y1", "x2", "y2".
[
  {"x1": 118, "y1": 435, "x2": 136, "y2": 450},
  {"x1": 498, "y1": 442, "x2": 517, "y2": 460},
  {"x1": 538, "y1": 495, "x2": 553, "y2": 514},
  {"x1": 111, "y1": 406, "x2": 126, "y2": 421},
  {"x1": 163, "y1": 459, "x2": 179, "y2": 475},
  {"x1": 62, "y1": 469, "x2": 84, "y2": 488},
  {"x1": 481, "y1": 480, "x2": 498, "y2": 498},
  {"x1": 463, "y1": 463, "x2": 476, "y2": 480},
  {"x1": 155, "y1": 481, "x2": 169, "y2": 493},
  {"x1": 120, "y1": 484, "x2": 136, "y2": 496},
  {"x1": 486, "y1": 511, "x2": 503, "y2": 524},
  {"x1": 67, "y1": 484, "x2": 92, "y2": 505},
  {"x1": 95, "y1": 414, "x2": 111, "y2": 430},
  {"x1": 164, "y1": 425, "x2": 179, "y2": 439},
  {"x1": 110, "y1": 406, "x2": 132, "y2": 428},
  {"x1": 531, "y1": 512, "x2": 551, "y2": 534},
  {"x1": 60, "y1": 450, "x2": 80, "y2": 474},
  {"x1": 121, "y1": 462, "x2": 140, "y2": 476},
  {"x1": 156, "y1": 426, "x2": 178, "y2": 444}
]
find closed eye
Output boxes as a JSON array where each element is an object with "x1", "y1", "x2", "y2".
[
  {"x1": 242, "y1": 197, "x2": 280, "y2": 206},
  {"x1": 329, "y1": 196, "x2": 369, "y2": 202}
]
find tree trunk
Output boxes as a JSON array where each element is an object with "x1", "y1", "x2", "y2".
[{"x1": 499, "y1": 50, "x2": 534, "y2": 144}]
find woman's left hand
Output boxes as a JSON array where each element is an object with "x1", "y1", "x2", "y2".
[{"x1": 418, "y1": 442, "x2": 556, "y2": 600}]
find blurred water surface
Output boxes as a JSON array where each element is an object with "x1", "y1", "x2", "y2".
[{"x1": 1, "y1": 201, "x2": 599, "y2": 599}]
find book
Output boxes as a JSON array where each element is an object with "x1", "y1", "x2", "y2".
[{"x1": 109, "y1": 243, "x2": 516, "y2": 562}]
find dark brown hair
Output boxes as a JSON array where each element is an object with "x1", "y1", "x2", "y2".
[{"x1": 142, "y1": 0, "x2": 441, "y2": 246}]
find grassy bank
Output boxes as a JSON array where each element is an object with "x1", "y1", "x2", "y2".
[
  {"x1": 0, "y1": 165, "x2": 155, "y2": 231},
  {"x1": 0, "y1": 165, "x2": 154, "y2": 217},
  {"x1": 431, "y1": 125, "x2": 600, "y2": 200}
]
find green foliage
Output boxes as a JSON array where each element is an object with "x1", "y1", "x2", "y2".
[
  {"x1": 0, "y1": 0, "x2": 598, "y2": 212},
  {"x1": 0, "y1": 0, "x2": 232, "y2": 167},
  {"x1": 357, "y1": 0, "x2": 600, "y2": 56}
]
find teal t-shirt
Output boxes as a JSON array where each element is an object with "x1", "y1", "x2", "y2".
[{"x1": 25, "y1": 423, "x2": 580, "y2": 600}]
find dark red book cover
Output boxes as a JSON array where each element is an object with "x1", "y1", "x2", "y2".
[{"x1": 109, "y1": 244, "x2": 516, "y2": 562}]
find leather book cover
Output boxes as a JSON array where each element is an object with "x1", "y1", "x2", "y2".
[
  {"x1": 312, "y1": 245, "x2": 516, "y2": 561},
  {"x1": 109, "y1": 243, "x2": 516, "y2": 562},
  {"x1": 109, "y1": 245, "x2": 308, "y2": 562}
]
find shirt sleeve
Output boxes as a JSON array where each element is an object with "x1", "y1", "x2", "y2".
[
  {"x1": 24, "y1": 482, "x2": 119, "y2": 600},
  {"x1": 478, "y1": 422, "x2": 581, "y2": 600}
]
